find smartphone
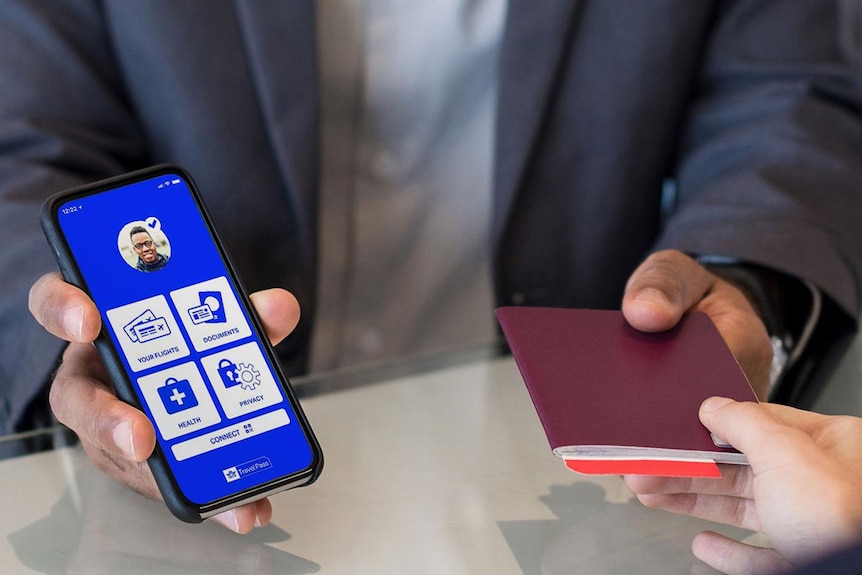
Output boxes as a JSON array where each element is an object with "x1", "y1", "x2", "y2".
[{"x1": 40, "y1": 165, "x2": 322, "y2": 522}]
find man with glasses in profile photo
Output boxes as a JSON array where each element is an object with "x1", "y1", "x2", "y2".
[{"x1": 129, "y1": 225, "x2": 169, "y2": 273}]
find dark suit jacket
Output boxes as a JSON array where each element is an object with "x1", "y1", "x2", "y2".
[
  {"x1": 1, "y1": 1, "x2": 861, "y2": 434},
  {"x1": 792, "y1": 542, "x2": 862, "y2": 574}
]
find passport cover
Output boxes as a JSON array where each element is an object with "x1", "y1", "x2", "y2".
[{"x1": 496, "y1": 307, "x2": 758, "y2": 477}]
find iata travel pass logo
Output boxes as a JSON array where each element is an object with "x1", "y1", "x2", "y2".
[{"x1": 222, "y1": 456, "x2": 272, "y2": 483}]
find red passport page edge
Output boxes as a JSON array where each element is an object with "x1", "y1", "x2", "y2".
[{"x1": 496, "y1": 307, "x2": 757, "y2": 477}]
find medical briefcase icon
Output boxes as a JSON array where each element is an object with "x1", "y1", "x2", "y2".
[{"x1": 158, "y1": 377, "x2": 198, "y2": 414}]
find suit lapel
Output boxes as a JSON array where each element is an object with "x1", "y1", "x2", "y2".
[
  {"x1": 233, "y1": 1, "x2": 319, "y2": 254},
  {"x1": 494, "y1": 0, "x2": 580, "y2": 242}
]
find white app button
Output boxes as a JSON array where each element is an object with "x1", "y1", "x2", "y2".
[
  {"x1": 200, "y1": 342, "x2": 283, "y2": 419},
  {"x1": 170, "y1": 277, "x2": 252, "y2": 352},
  {"x1": 106, "y1": 295, "x2": 190, "y2": 372},
  {"x1": 138, "y1": 362, "x2": 221, "y2": 440},
  {"x1": 171, "y1": 409, "x2": 291, "y2": 461}
]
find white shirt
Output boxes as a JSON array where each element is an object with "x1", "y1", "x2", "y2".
[{"x1": 311, "y1": 0, "x2": 507, "y2": 371}]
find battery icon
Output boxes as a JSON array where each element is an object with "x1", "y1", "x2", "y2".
[{"x1": 171, "y1": 179, "x2": 181, "y2": 185}]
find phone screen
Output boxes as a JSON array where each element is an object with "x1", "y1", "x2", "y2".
[{"x1": 51, "y1": 169, "x2": 317, "y2": 509}]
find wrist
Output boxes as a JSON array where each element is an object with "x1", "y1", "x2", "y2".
[{"x1": 694, "y1": 256, "x2": 820, "y2": 400}]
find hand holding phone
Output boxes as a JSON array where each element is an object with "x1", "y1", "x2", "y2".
[
  {"x1": 37, "y1": 165, "x2": 322, "y2": 526},
  {"x1": 29, "y1": 276, "x2": 301, "y2": 532}
]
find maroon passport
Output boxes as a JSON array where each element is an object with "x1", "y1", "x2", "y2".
[{"x1": 496, "y1": 307, "x2": 758, "y2": 477}]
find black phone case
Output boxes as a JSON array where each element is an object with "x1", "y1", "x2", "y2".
[{"x1": 40, "y1": 164, "x2": 323, "y2": 523}]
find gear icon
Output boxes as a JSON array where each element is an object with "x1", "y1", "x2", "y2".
[{"x1": 236, "y1": 362, "x2": 261, "y2": 391}]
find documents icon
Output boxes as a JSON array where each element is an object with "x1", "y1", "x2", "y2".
[
  {"x1": 123, "y1": 308, "x2": 171, "y2": 343},
  {"x1": 188, "y1": 291, "x2": 226, "y2": 325}
]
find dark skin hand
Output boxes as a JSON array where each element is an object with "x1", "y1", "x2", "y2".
[
  {"x1": 622, "y1": 250, "x2": 772, "y2": 399},
  {"x1": 29, "y1": 272, "x2": 299, "y2": 533},
  {"x1": 28, "y1": 248, "x2": 772, "y2": 532}
]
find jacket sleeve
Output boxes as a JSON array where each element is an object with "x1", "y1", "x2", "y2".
[
  {"x1": 654, "y1": 0, "x2": 862, "y2": 404},
  {"x1": 0, "y1": 0, "x2": 149, "y2": 434}
]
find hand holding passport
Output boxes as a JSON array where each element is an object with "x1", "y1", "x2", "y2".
[{"x1": 496, "y1": 307, "x2": 758, "y2": 478}]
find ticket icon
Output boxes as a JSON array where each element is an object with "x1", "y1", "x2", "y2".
[{"x1": 123, "y1": 308, "x2": 171, "y2": 343}]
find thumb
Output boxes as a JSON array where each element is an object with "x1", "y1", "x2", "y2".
[
  {"x1": 699, "y1": 397, "x2": 809, "y2": 472},
  {"x1": 622, "y1": 250, "x2": 715, "y2": 332}
]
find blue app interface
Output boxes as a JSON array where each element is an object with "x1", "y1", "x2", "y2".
[{"x1": 56, "y1": 173, "x2": 313, "y2": 504}]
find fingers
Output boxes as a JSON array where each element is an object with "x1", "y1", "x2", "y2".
[
  {"x1": 699, "y1": 397, "x2": 816, "y2": 473},
  {"x1": 248, "y1": 288, "x2": 301, "y2": 346},
  {"x1": 52, "y1": 343, "x2": 274, "y2": 534},
  {"x1": 625, "y1": 466, "x2": 759, "y2": 532},
  {"x1": 50, "y1": 343, "x2": 156, "y2": 463},
  {"x1": 632, "y1": 397, "x2": 862, "y2": 570},
  {"x1": 29, "y1": 272, "x2": 102, "y2": 343},
  {"x1": 51, "y1": 342, "x2": 161, "y2": 501},
  {"x1": 210, "y1": 498, "x2": 273, "y2": 534},
  {"x1": 39, "y1": 284, "x2": 299, "y2": 460},
  {"x1": 41, "y1": 282, "x2": 294, "y2": 534},
  {"x1": 623, "y1": 250, "x2": 772, "y2": 397},
  {"x1": 623, "y1": 250, "x2": 714, "y2": 332},
  {"x1": 206, "y1": 288, "x2": 290, "y2": 533},
  {"x1": 624, "y1": 463, "x2": 753, "y2": 499},
  {"x1": 28, "y1": 274, "x2": 300, "y2": 348},
  {"x1": 692, "y1": 531, "x2": 791, "y2": 575},
  {"x1": 633, "y1": 492, "x2": 760, "y2": 532}
]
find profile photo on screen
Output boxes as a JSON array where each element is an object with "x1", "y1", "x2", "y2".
[{"x1": 118, "y1": 219, "x2": 171, "y2": 272}]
